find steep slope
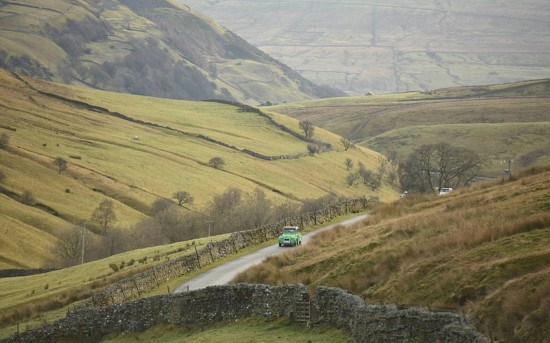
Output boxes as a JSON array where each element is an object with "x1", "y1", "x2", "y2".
[
  {"x1": 234, "y1": 166, "x2": 550, "y2": 342},
  {"x1": 0, "y1": 70, "x2": 395, "y2": 269},
  {"x1": 0, "y1": 0, "x2": 324, "y2": 104},
  {"x1": 271, "y1": 79, "x2": 550, "y2": 176},
  {"x1": 181, "y1": 0, "x2": 550, "y2": 95}
]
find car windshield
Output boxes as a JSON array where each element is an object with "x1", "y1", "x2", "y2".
[{"x1": 283, "y1": 228, "x2": 296, "y2": 233}]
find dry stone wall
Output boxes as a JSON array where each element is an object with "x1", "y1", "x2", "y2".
[
  {"x1": 314, "y1": 286, "x2": 485, "y2": 343},
  {"x1": 87, "y1": 197, "x2": 376, "y2": 307},
  {"x1": 2, "y1": 284, "x2": 486, "y2": 343}
]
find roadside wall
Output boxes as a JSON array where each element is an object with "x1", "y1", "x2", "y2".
[
  {"x1": 88, "y1": 196, "x2": 376, "y2": 307},
  {"x1": 2, "y1": 284, "x2": 486, "y2": 343},
  {"x1": 314, "y1": 286, "x2": 485, "y2": 343}
]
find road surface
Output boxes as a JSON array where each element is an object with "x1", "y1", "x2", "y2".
[{"x1": 173, "y1": 213, "x2": 369, "y2": 293}]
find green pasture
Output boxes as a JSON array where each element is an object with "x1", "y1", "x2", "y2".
[
  {"x1": 0, "y1": 236, "x2": 224, "y2": 313},
  {"x1": 0, "y1": 70, "x2": 392, "y2": 269},
  {"x1": 362, "y1": 123, "x2": 550, "y2": 175},
  {"x1": 102, "y1": 318, "x2": 350, "y2": 343},
  {"x1": 271, "y1": 79, "x2": 550, "y2": 176}
]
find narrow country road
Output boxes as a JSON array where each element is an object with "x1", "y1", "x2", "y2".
[{"x1": 173, "y1": 213, "x2": 369, "y2": 293}]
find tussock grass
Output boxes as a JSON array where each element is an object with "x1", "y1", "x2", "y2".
[{"x1": 235, "y1": 166, "x2": 550, "y2": 342}]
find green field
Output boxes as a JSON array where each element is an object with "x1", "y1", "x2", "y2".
[
  {"x1": 271, "y1": 79, "x2": 550, "y2": 175},
  {"x1": 0, "y1": 69, "x2": 395, "y2": 269},
  {"x1": 102, "y1": 318, "x2": 350, "y2": 343}
]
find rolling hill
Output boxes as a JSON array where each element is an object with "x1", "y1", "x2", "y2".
[
  {"x1": 181, "y1": 0, "x2": 550, "y2": 96},
  {"x1": 0, "y1": 69, "x2": 394, "y2": 269},
  {"x1": 270, "y1": 79, "x2": 550, "y2": 176},
  {"x1": 0, "y1": 0, "x2": 338, "y2": 105},
  {"x1": 234, "y1": 166, "x2": 550, "y2": 342}
]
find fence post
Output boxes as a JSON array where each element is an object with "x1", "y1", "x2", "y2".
[{"x1": 194, "y1": 246, "x2": 202, "y2": 268}]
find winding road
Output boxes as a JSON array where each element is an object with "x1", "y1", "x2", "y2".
[{"x1": 173, "y1": 213, "x2": 369, "y2": 293}]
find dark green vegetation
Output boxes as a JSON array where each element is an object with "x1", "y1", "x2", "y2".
[
  {"x1": 102, "y1": 318, "x2": 350, "y2": 343},
  {"x1": 235, "y1": 166, "x2": 550, "y2": 343},
  {"x1": 0, "y1": 69, "x2": 393, "y2": 269},
  {"x1": 182, "y1": 0, "x2": 550, "y2": 95},
  {"x1": 0, "y1": 0, "x2": 339, "y2": 105},
  {"x1": 272, "y1": 79, "x2": 550, "y2": 176}
]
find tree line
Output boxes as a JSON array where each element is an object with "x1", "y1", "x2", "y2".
[{"x1": 51, "y1": 187, "x2": 344, "y2": 267}]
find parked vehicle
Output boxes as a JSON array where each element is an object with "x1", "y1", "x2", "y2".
[
  {"x1": 278, "y1": 226, "x2": 302, "y2": 247},
  {"x1": 438, "y1": 187, "x2": 453, "y2": 195}
]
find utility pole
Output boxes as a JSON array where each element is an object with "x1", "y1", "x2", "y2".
[
  {"x1": 81, "y1": 222, "x2": 87, "y2": 265},
  {"x1": 501, "y1": 159, "x2": 513, "y2": 179},
  {"x1": 205, "y1": 220, "x2": 213, "y2": 237}
]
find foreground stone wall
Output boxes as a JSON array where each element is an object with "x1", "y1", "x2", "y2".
[
  {"x1": 314, "y1": 287, "x2": 484, "y2": 343},
  {"x1": 3, "y1": 284, "x2": 485, "y2": 343},
  {"x1": 88, "y1": 197, "x2": 376, "y2": 307}
]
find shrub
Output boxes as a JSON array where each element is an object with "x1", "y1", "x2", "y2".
[
  {"x1": 21, "y1": 190, "x2": 35, "y2": 206},
  {"x1": 208, "y1": 157, "x2": 225, "y2": 169},
  {"x1": 0, "y1": 133, "x2": 9, "y2": 149},
  {"x1": 307, "y1": 144, "x2": 319, "y2": 156}
]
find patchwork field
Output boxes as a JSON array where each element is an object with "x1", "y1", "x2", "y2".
[{"x1": 181, "y1": 0, "x2": 550, "y2": 95}]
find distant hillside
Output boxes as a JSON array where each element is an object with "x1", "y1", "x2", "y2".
[
  {"x1": 0, "y1": 0, "x2": 337, "y2": 104},
  {"x1": 0, "y1": 70, "x2": 394, "y2": 269},
  {"x1": 181, "y1": 0, "x2": 550, "y2": 95},
  {"x1": 235, "y1": 166, "x2": 550, "y2": 342},
  {"x1": 271, "y1": 79, "x2": 550, "y2": 176}
]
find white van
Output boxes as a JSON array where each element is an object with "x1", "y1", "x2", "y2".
[{"x1": 438, "y1": 187, "x2": 453, "y2": 195}]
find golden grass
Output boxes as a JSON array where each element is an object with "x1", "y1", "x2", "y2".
[
  {"x1": 0, "y1": 69, "x2": 397, "y2": 268},
  {"x1": 234, "y1": 166, "x2": 550, "y2": 342}
]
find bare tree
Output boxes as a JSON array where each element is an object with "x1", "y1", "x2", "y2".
[
  {"x1": 91, "y1": 200, "x2": 117, "y2": 234},
  {"x1": 299, "y1": 120, "x2": 315, "y2": 138},
  {"x1": 208, "y1": 157, "x2": 225, "y2": 169},
  {"x1": 150, "y1": 198, "x2": 174, "y2": 216},
  {"x1": 240, "y1": 188, "x2": 273, "y2": 230},
  {"x1": 357, "y1": 163, "x2": 373, "y2": 185},
  {"x1": 345, "y1": 158, "x2": 354, "y2": 171},
  {"x1": 400, "y1": 142, "x2": 483, "y2": 193},
  {"x1": 346, "y1": 172, "x2": 358, "y2": 187},
  {"x1": 307, "y1": 144, "x2": 320, "y2": 156},
  {"x1": 52, "y1": 224, "x2": 84, "y2": 264},
  {"x1": 173, "y1": 191, "x2": 194, "y2": 206},
  {"x1": 21, "y1": 190, "x2": 35, "y2": 205},
  {"x1": 53, "y1": 157, "x2": 68, "y2": 174},
  {"x1": 377, "y1": 155, "x2": 390, "y2": 180},
  {"x1": 0, "y1": 133, "x2": 9, "y2": 149},
  {"x1": 340, "y1": 138, "x2": 354, "y2": 151},
  {"x1": 102, "y1": 228, "x2": 127, "y2": 256}
]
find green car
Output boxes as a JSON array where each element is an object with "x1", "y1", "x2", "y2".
[{"x1": 278, "y1": 226, "x2": 302, "y2": 247}]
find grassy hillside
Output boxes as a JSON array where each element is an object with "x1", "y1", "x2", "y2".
[
  {"x1": 234, "y1": 166, "x2": 550, "y2": 342},
  {"x1": 0, "y1": 0, "x2": 326, "y2": 104},
  {"x1": 0, "y1": 69, "x2": 395, "y2": 269},
  {"x1": 271, "y1": 79, "x2": 550, "y2": 176},
  {"x1": 181, "y1": 0, "x2": 550, "y2": 95}
]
